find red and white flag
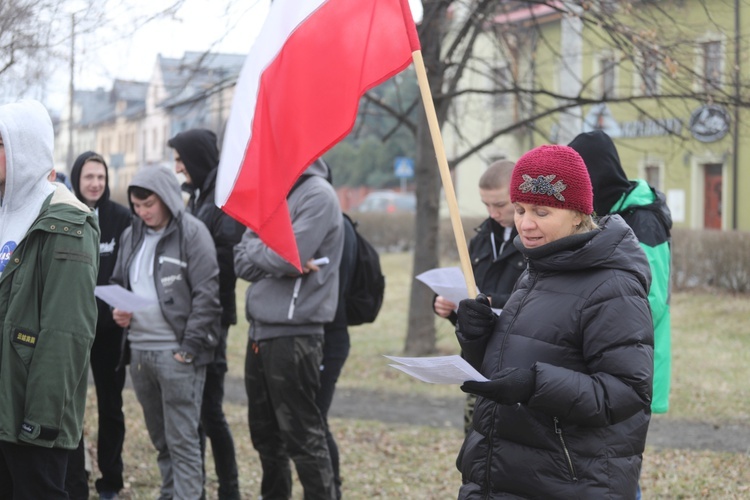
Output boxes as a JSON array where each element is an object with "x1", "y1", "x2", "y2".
[{"x1": 217, "y1": 0, "x2": 421, "y2": 270}]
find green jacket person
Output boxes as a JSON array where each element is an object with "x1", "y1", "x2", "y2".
[
  {"x1": 570, "y1": 130, "x2": 672, "y2": 414},
  {"x1": 0, "y1": 100, "x2": 99, "y2": 498}
]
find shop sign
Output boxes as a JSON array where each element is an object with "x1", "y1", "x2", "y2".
[{"x1": 689, "y1": 104, "x2": 730, "y2": 143}]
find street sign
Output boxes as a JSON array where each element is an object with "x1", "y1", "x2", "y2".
[{"x1": 394, "y1": 157, "x2": 414, "y2": 178}]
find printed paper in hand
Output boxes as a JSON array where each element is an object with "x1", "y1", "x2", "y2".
[
  {"x1": 416, "y1": 266, "x2": 502, "y2": 314},
  {"x1": 94, "y1": 285, "x2": 156, "y2": 313},
  {"x1": 415, "y1": 267, "x2": 468, "y2": 306},
  {"x1": 384, "y1": 354, "x2": 489, "y2": 384}
]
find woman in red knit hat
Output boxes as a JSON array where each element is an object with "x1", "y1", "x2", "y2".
[{"x1": 454, "y1": 145, "x2": 654, "y2": 499}]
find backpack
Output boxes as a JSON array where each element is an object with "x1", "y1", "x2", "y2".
[{"x1": 342, "y1": 213, "x2": 385, "y2": 325}]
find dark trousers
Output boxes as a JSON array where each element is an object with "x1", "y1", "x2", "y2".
[
  {"x1": 90, "y1": 327, "x2": 126, "y2": 494},
  {"x1": 200, "y1": 328, "x2": 240, "y2": 500},
  {"x1": 64, "y1": 325, "x2": 126, "y2": 496},
  {"x1": 0, "y1": 441, "x2": 70, "y2": 499},
  {"x1": 315, "y1": 327, "x2": 350, "y2": 500},
  {"x1": 65, "y1": 439, "x2": 89, "y2": 499},
  {"x1": 245, "y1": 334, "x2": 335, "y2": 500}
]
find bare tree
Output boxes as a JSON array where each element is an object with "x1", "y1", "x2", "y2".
[
  {"x1": 0, "y1": 0, "x2": 189, "y2": 104},
  {"x1": 385, "y1": 0, "x2": 750, "y2": 354}
]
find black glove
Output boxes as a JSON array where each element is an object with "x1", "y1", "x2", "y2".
[
  {"x1": 461, "y1": 367, "x2": 536, "y2": 405},
  {"x1": 456, "y1": 293, "x2": 495, "y2": 340}
]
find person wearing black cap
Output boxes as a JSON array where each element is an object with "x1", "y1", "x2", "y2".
[
  {"x1": 168, "y1": 129, "x2": 244, "y2": 500},
  {"x1": 569, "y1": 130, "x2": 672, "y2": 500},
  {"x1": 66, "y1": 151, "x2": 132, "y2": 500},
  {"x1": 568, "y1": 129, "x2": 672, "y2": 416}
]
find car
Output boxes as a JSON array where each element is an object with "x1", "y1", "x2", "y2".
[{"x1": 354, "y1": 191, "x2": 416, "y2": 213}]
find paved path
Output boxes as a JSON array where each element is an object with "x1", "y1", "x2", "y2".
[{"x1": 223, "y1": 375, "x2": 750, "y2": 454}]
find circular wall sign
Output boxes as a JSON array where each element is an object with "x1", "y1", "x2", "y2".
[{"x1": 689, "y1": 104, "x2": 731, "y2": 143}]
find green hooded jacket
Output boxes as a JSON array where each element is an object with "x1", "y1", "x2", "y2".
[
  {"x1": 0, "y1": 100, "x2": 99, "y2": 449},
  {"x1": 612, "y1": 179, "x2": 672, "y2": 413}
]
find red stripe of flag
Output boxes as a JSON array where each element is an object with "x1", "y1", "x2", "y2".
[{"x1": 218, "y1": 0, "x2": 421, "y2": 270}]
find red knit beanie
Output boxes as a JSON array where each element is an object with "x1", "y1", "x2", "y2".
[{"x1": 510, "y1": 145, "x2": 594, "y2": 215}]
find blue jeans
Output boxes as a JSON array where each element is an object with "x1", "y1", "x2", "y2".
[{"x1": 130, "y1": 349, "x2": 206, "y2": 500}]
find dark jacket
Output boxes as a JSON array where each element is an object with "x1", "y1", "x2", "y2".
[
  {"x1": 569, "y1": 130, "x2": 673, "y2": 413},
  {"x1": 70, "y1": 151, "x2": 132, "y2": 335},
  {"x1": 456, "y1": 215, "x2": 654, "y2": 499},
  {"x1": 168, "y1": 130, "x2": 244, "y2": 327},
  {"x1": 439, "y1": 219, "x2": 526, "y2": 324},
  {"x1": 112, "y1": 166, "x2": 221, "y2": 367},
  {"x1": 468, "y1": 218, "x2": 526, "y2": 309}
]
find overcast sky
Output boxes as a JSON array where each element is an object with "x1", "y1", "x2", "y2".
[{"x1": 47, "y1": 0, "x2": 423, "y2": 112}]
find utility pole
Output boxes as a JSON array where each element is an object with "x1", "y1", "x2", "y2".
[{"x1": 67, "y1": 13, "x2": 75, "y2": 169}]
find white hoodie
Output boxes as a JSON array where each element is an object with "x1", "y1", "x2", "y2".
[{"x1": 0, "y1": 100, "x2": 56, "y2": 275}]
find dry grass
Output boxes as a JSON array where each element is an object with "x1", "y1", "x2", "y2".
[{"x1": 81, "y1": 251, "x2": 750, "y2": 498}]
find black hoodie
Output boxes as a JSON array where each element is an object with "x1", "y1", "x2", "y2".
[
  {"x1": 167, "y1": 129, "x2": 219, "y2": 197},
  {"x1": 167, "y1": 129, "x2": 245, "y2": 327},
  {"x1": 70, "y1": 151, "x2": 132, "y2": 331},
  {"x1": 568, "y1": 130, "x2": 632, "y2": 217}
]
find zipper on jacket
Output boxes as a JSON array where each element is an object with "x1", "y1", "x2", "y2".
[
  {"x1": 496, "y1": 268, "x2": 537, "y2": 368},
  {"x1": 554, "y1": 417, "x2": 578, "y2": 481},
  {"x1": 287, "y1": 277, "x2": 302, "y2": 320},
  {"x1": 482, "y1": 404, "x2": 498, "y2": 500}
]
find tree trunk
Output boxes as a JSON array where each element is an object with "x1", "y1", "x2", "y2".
[{"x1": 403, "y1": 0, "x2": 450, "y2": 355}]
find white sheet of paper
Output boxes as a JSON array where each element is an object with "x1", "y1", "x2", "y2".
[
  {"x1": 415, "y1": 266, "x2": 502, "y2": 314},
  {"x1": 94, "y1": 285, "x2": 156, "y2": 313},
  {"x1": 415, "y1": 267, "x2": 470, "y2": 306},
  {"x1": 384, "y1": 354, "x2": 489, "y2": 384}
]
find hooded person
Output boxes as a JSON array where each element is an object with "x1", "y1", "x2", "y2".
[
  {"x1": 0, "y1": 100, "x2": 100, "y2": 498},
  {"x1": 168, "y1": 129, "x2": 244, "y2": 500},
  {"x1": 234, "y1": 157, "x2": 344, "y2": 500},
  {"x1": 110, "y1": 165, "x2": 221, "y2": 499},
  {"x1": 65, "y1": 151, "x2": 132, "y2": 499},
  {"x1": 569, "y1": 130, "x2": 672, "y2": 415}
]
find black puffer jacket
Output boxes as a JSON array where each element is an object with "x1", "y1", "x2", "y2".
[
  {"x1": 440, "y1": 219, "x2": 526, "y2": 325},
  {"x1": 469, "y1": 218, "x2": 526, "y2": 309},
  {"x1": 457, "y1": 215, "x2": 654, "y2": 499}
]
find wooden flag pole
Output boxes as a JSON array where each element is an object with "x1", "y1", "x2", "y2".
[{"x1": 411, "y1": 49, "x2": 478, "y2": 298}]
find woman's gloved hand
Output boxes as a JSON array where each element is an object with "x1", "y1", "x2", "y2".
[
  {"x1": 456, "y1": 293, "x2": 495, "y2": 340},
  {"x1": 461, "y1": 367, "x2": 536, "y2": 405}
]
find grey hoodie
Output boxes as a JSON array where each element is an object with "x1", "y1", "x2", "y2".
[
  {"x1": 112, "y1": 166, "x2": 221, "y2": 365},
  {"x1": 0, "y1": 100, "x2": 56, "y2": 275},
  {"x1": 234, "y1": 159, "x2": 344, "y2": 340}
]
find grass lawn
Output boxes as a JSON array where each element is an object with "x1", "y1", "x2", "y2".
[{"x1": 83, "y1": 251, "x2": 750, "y2": 498}]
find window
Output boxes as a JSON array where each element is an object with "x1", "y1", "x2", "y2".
[
  {"x1": 493, "y1": 66, "x2": 511, "y2": 108},
  {"x1": 600, "y1": 54, "x2": 616, "y2": 98},
  {"x1": 642, "y1": 48, "x2": 659, "y2": 96},
  {"x1": 645, "y1": 164, "x2": 661, "y2": 190},
  {"x1": 702, "y1": 40, "x2": 722, "y2": 92}
]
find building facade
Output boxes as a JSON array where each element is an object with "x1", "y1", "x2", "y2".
[{"x1": 449, "y1": 0, "x2": 750, "y2": 231}]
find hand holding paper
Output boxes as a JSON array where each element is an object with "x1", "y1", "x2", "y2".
[
  {"x1": 94, "y1": 284, "x2": 156, "y2": 313},
  {"x1": 384, "y1": 354, "x2": 489, "y2": 384}
]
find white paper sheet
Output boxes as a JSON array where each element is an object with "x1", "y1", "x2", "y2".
[
  {"x1": 415, "y1": 266, "x2": 502, "y2": 314},
  {"x1": 94, "y1": 284, "x2": 157, "y2": 313},
  {"x1": 384, "y1": 354, "x2": 489, "y2": 384},
  {"x1": 415, "y1": 267, "x2": 470, "y2": 306}
]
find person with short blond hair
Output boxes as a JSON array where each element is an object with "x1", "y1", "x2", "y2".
[{"x1": 433, "y1": 158, "x2": 526, "y2": 433}]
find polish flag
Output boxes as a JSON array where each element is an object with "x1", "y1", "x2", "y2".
[{"x1": 217, "y1": 0, "x2": 421, "y2": 270}]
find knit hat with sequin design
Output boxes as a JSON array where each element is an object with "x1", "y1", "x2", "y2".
[{"x1": 510, "y1": 144, "x2": 594, "y2": 215}]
